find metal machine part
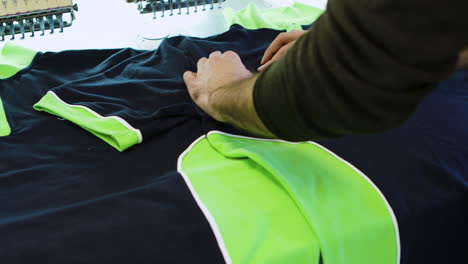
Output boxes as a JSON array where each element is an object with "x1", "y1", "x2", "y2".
[
  {"x1": 132, "y1": 0, "x2": 226, "y2": 18},
  {"x1": 0, "y1": 0, "x2": 78, "y2": 41}
]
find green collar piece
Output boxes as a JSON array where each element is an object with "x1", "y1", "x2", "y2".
[
  {"x1": 179, "y1": 132, "x2": 399, "y2": 264},
  {"x1": 0, "y1": 42, "x2": 38, "y2": 79},
  {"x1": 223, "y1": 2, "x2": 324, "y2": 31}
]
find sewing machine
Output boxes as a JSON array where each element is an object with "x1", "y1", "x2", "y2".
[{"x1": 0, "y1": 0, "x2": 326, "y2": 51}]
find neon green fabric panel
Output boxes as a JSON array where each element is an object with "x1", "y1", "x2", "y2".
[
  {"x1": 33, "y1": 91, "x2": 141, "y2": 152},
  {"x1": 0, "y1": 42, "x2": 37, "y2": 79},
  {"x1": 0, "y1": 42, "x2": 37, "y2": 135},
  {"x1": 224, "y1": 2, "x2": 324, "y2": 31},
  {"x1": 0, "y1": 97, "x2": 11, "y2": 136},
  {"x1": 180, "y1": 132, "x2": 399, "y2": 264},
  {"x1": 180, "y1": 135, "x2": 321, "y2": 264}
]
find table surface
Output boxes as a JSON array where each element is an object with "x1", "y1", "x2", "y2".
[{"x1": 0, "y1": 0, "x2": 327, "y2": 51}]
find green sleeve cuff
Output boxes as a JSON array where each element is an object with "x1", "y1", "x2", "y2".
[
  {"x1": 33, "y1": 91, "x2": 142, "y2": 152},
  {"x1": 253, "y1": 62, "x2": 317, "y2": 142},
  {"x1": 0, "y1": 42, "x2": 38, "y2": 79}
]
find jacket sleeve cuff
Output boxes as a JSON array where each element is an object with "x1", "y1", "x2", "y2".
[{"x1": 253, "y1": 62, "x2": 314, "y2": 142}]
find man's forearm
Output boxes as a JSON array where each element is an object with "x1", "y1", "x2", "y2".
[
  {"x1": 253, "y1": 0, "x2": 468, "y2": 141},
  {"x1": 211, "y1": 75, "x2": 276, "y2": 138}
]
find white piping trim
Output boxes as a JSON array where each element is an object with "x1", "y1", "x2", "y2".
[
  {"x1": 47, "y1": 91, "x2": 143, "y2": 144},
  {"x1": 305, "y1": 139, "x2": 401, "y2": 264},
  {"x1": 204, "y1": 130, "x2": 401, "y2": 264},
  {"x1": 177, "y1": 134, "x2": 232, "y2": 264}
]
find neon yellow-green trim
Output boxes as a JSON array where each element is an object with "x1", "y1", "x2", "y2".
[
  {"x1": 0, "y1": 42, "x2": 37, "y2": 79},
  {"x1": 33, "y1": 92, "x2": 141, "y2": 152},
  {"x1": 0, "y1": 97, "x2": 11, "y2": 136},
  {"x1": 180, "y1": 134, "x2": 321, "y2": 263},
  {"x1": 180, "y1": 132, "x2": 399, "y2": 264},
  {"x1": 0, "y1": 43, "x2": 37, "y2": 135},
  {"x1": 224, "y1": 2, "x2": 324, "y2": 31}
]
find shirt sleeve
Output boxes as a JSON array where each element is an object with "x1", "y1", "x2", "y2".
[
  {"x1": 253, "y1": 0, "x2": 468, "y2": 141},
  {"x1": 33, "y1": 47, "x2": 195, "y2": 152}
]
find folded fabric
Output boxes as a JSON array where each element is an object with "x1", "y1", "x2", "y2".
[
  {"x1": 180, "y1": 131, "x2": 398, "y2": 264},
  {"x1": 30, "y1": 25, "x2": 281, "y2": 151},
  {"x1": 224, "y1": 2, "x2": 324, "y2": 31},
  {"x1": 30, "y1": 2, "x2": 323, "y2": 151}
]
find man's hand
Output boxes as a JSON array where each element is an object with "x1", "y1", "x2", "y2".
[
  {"x1": 183, "y1": 51, "x2": 253, "y2": 122},
  {"x1": 183, "y1": 51, "x2": 275, "y2": 138},
  {"x1": 258, "y1": 30, "x2": 307, "y2": 72}
]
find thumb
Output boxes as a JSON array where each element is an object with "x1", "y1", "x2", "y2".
[{"x1": 183, "y1": 71, "x2": 197, "y2": 86}]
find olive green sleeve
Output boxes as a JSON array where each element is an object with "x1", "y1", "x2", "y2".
[{"x1": 253, "y1": 0, "x2": 468, "y2": 141}]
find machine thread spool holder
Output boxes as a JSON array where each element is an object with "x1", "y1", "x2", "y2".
[
  {"x1": 0, "y1": 1, "x2": 78, "y2": 41},
  {"x1": 135, "y1": 0, "x2": 225, "y2": 18}
]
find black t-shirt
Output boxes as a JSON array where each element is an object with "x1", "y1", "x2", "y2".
[{"x1": 0, "y1": 24, "x2": 466, "y2": 263}]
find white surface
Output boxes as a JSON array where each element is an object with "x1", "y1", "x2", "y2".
[{"x1": 0, "y1": 0, "x2": 327, "y2": 51}]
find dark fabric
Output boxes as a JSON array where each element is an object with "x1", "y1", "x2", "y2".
[
  {"x1": 0, "y1": 51, "x2": 225, "y2": 263},
  {"x1": 0, "y1": 24, "x2": 467, "y2": 264},
  {"x1": 254, "y1": 0, "x2": 468, "y2": 141},
  {"x1": 317, "y1": 71, "x2": 468, "y2": 264},
  {"x1": 48, "y1": 26, "x2": 282, "y2": 140},
  {"x1": 0, "y1": 25, "x2": 285, "y2": 264}
]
